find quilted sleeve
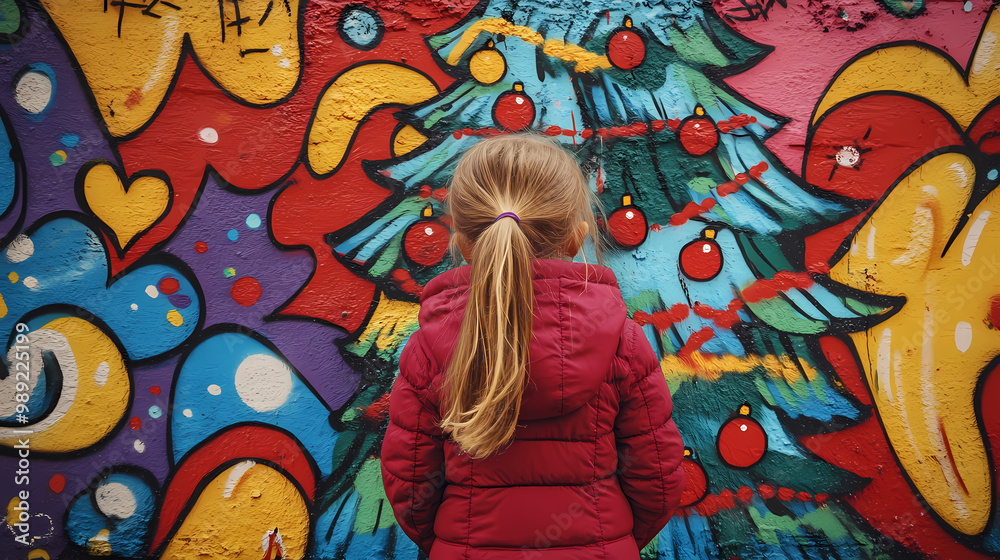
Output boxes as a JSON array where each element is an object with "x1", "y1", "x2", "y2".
[
  {"x1": 380, "y1": 333, "x2": 446, "y2": 555},
  {"x1": 613, "y1": 320, "x2": 686, "y2": 549}
]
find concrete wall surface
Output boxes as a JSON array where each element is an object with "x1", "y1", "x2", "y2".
[{"x1": 0, "y1": 0, "x2": 996, "y2": 558}]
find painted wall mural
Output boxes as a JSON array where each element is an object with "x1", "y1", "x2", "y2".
[{"x1": 0, "y1": 0, "x2": 994, "y2": 558}]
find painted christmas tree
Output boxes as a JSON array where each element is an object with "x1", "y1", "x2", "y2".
[{"x1": 337, "y1": 1, "x2": 910, "y2": 557}]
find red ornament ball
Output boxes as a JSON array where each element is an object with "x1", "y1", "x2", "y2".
[
  {"x1": 607, "y1": 205, "x2": 647, "y2": 248},
  {"x1": 231, "y1": 276, "x2": 262, "y2": 307},
  {"x1": 678, "y1": 116, "x2": 719, "y2": 156},
  {"x1": 679, "y1": 455, "x2": 709, "y2": 506},
  {"x1": 717, "y1": 412, "x2": 767, "y2": 468},
  {"x1": 607, "y1": 28, "x2": 646, "y2": 70},
  {"x1": 680, "y1": 236, "x2": 723, "y2": 281},
  {"x1": 404, "y1": 219, "x2": 450, "y2": 267},
  {"x1": 493, "y1": 88, "x2": 536, "y2": 131}
]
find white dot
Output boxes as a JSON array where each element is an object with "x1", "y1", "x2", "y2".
[
  {"x1": 424, "y1": 226, "x2": 434, "y2": 236},
  {"x1": 133, "y1": 439, "x2": 145, "y2": 453},
  {"x1": 271, "y1": 44, "x2": 283, "y2": 56},
  {"x1": 183, "y1": 408, "x2": 193, "y2": 417},
  {"x1": 145, "y1": 285, "x2": 159, "y2": 298},
  {"x1": 693, "y1": 123, "x2": 700, "y2": 128},
  {"x1": 198, "y1": 127, "x2": 219, "y2": 144},
  {"x1": 702, "y1": 244, "x2": 711, "y2": 253},
  {"x1": 207, "y1": 384, "x2": 222, "y2": 396},
  {"x1": 836, "y1": 145, "x2": 861, "y2": 167},
  {"x1": 95, "y1": 482, "x2": 137, "y2": 519},
  {"x1": 515, "y1": 96, "x2": 524, "y2": 105},
  {"x1": 955, "y1": 321, "x2": 973, "y2": 353},
  {"x1": 6, "y1": 234, "x2": 34, "y2": 263},
  {"x1": 235, "y1": 354, "x2": 294, "y2": 412},
  {"x1": 15, "y1": 71, "x2": 52, "y2": 114},
  {"x1": 130, "y1": 303, "x2": 138, "y2": 311},
  {"x1": 278, "y1": 59, "x2": 290, "y2": 68},
  {"x1": 625, "y1": 211, "x2": 634, "y2": 219},
  {"x1": 740, "y1": 423, "x2": 748, "y2": 432},
  {"x1": 22, "y1": 276, "x2": 38, "y2": 289}
]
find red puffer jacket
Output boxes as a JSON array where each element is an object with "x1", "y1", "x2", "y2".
[{"x1": 381, "y1": 259, "x2": 685, "y2": 559}]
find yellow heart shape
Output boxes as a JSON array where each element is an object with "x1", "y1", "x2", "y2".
[{"x1": 81, "y1": 162, "x2": 171, "y2": 250}]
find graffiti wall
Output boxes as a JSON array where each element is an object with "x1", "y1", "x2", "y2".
[{"x1": 0, "y1": 0, "x2": 995, "y2": 558}]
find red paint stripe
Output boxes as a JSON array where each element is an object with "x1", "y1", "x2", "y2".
[
  {"x1": 742, "y1": 271, "x2": 814, "y2": 303},
  {"x1": 149, "y1": 426, "x2": 318, "y2": 554},
  {"x1": 717, "y1": 113, "x2": 757, "y2": 133},
  {"x1": 362, "y1": 392, "x2": 392, "y2": 421},
  {"x1": 678, "y1": 327, "x2": 714, "y2": 359},
  {"x1": 939, "y1": 418, "x2": 969, "y2": 495},
  {"x1": 669, "y1": 199, "x2": 716, "y2": 226},
  {"x1": 692, "y1": 300, "x2": 744, "y2": 329},
  {"x1": 632, "y1": 303, "x2": 690, "y2": 331}
]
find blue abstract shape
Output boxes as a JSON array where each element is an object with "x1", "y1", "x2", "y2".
[
  {"x1": 0, "y1": 216, "x2": 200, "y2": 360},
  {"x1": 170, "y1": 331, "x2": 340, "y2": 476},
  {"x1": 66, "y1": 471, "x2": 157, "y2": 557}
]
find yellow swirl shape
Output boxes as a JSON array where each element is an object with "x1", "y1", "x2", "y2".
[
  {"x1": 307, "y1": 63, "x2": 439, "y2": 176},
  {"x1": 0, "y1": 317, "x2": 131, "y2": 453},
  {"x1": 41, "y1": 0, "x2": 302, "y2": 137},
  {"x1": 160, "y1": 461, "x2": 309, "y2": 559},
  {"x1": 824, "y1": 11, "x2": 1000, "y2": 537},
  {"x1": 446, "y1": 18, "x2": 611, "y2": 72}
]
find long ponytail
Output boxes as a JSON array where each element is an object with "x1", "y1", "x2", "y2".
[
  {"x1": 440, "y1": 216, "x2": 534, "y2": 459},
  {"x1": 440, "y1": 134, "x2": 599, "y2": 458}
]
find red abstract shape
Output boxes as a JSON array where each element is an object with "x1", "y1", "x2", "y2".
[
  {"x1": 115, "y1": 0, "x2": 474, "y2": 336},
  {"x1": 632, "y1": 303, "x2": 690, "y2": 331},
  {"x1": 741, "y1": 271, "x2": 814, "y2": 303},
  {"x1": 231, "y1": 277, "x2": 262, "y2": 307},
  {"x1": 130, "y1": 416, "x2": 142, "y2": 430},
  {"x1": 717, "y1": 113, "x2": 757, "y2": 133},
  {"x1": 669, "y1": 199, "x2": 716, "y2": 226},
  {"x1": 678, "y1": 327, "x2": 715, "y2": 358},
  {"x1": 194, "y1": 241, "x2": 208, "y2": 253},
  {"x1": 692, "y1": 300, "x2": 744, "y2": 329},
  {"x1": 149, "y1": 425, "x2": 318, "y2": 555},
  {"x1": 149, "y1": 385, "x2": 161, "y2": 395},
  {"x1": 391, "y1": 268, "x2": 424, "y2": 298},
  {"x1": 49, "y1": 474, "x2": 65, "y2": 494},
  {"x1": 804, "y1": 94, "x2": 963, "y2": 201},
  {"x1": 158, "y1": 277, "x2": 180, "y2": 295}
]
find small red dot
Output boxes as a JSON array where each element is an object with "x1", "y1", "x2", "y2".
[
  {"x1": 149, "y1": 386, "x2": 161, "y2": 395},
  {"x1": 130, "y1": 416, "x2": 142, "y2": 430},
  {"x1": 195, "y1": 241, "x2": 208, "y2": 253},
  {"x1": 49, "y1": 474, "x2": 65, "y2": 493},
  {"x1": 231, "y1": 277, "x2": 262, "y2": 307},
  {"x1": 158, "y1": 277, "x2": 180, "y2": 295}
]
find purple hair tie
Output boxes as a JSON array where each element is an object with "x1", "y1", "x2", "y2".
[{"x1": 494, "y1": 211, "x2": 520, "y2": 225}]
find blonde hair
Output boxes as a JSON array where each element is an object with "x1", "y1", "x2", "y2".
[{"x1": 441, "y1": 133, "x2": 600, "y2": 459}]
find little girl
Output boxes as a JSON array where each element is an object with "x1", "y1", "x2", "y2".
[{"x1": 381, "y1": 134, "x2": 685, "y2": 559}]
